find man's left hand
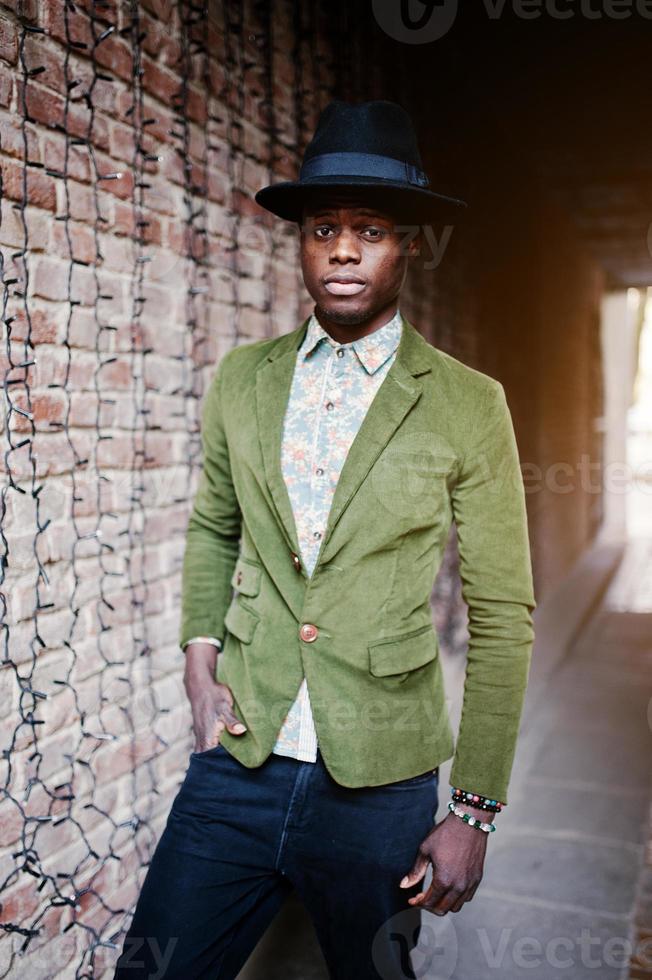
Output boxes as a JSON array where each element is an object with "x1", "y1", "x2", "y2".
[{"x1": 399, "y1": 809, "x2": 490, "y2": 915}]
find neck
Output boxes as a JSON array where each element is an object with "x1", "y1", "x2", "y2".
[{"x1": 314, "y1": 301, "x2": 400, "y2": 344}]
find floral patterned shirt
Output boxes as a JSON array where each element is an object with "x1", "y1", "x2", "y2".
[{"x1": 271, "y1": 308, "x2": 403, "y2": 761}]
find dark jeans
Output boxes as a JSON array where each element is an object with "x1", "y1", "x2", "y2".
[{"x1": 113, "y1": 744, "x2": 439, "y2": 980}]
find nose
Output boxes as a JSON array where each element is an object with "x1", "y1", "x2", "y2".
[{"x1": 329, "y1": 227, "x2": 361, "y2": 265}]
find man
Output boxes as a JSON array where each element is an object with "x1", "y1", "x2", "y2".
[{"x1": 115, "y1": 100, "x2": 535, "y2": 979}]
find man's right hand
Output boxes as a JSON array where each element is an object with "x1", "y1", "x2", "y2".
[{"x1": 183, "y1": 642, "x2": 247, "y2": 752}]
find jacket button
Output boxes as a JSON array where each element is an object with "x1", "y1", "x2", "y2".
[
  {"x1": 291, "y1": 551, "x2": 301, "y2": 572},
  {"x1": 300, "y1": 623, "x2": 318, "y2": 643}
]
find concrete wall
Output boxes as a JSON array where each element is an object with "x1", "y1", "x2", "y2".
[{"x1": 469, "y1": 171, "x2": 605, "y2": 600}]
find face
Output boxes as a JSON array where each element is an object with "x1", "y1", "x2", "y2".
[{"x1": 299, "y1": 192, "x2": 420, "y2": 329}]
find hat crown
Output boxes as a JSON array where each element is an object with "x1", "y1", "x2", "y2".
[
  {"x1": 302, "y1": 100, "x2": 425, "y2": 171},
  {"x1": 253, "y1": 98, "x2": 466, "y2": 223}
]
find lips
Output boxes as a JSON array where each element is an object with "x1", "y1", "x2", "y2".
[{"x1": 323, "y1": 275, "x2": 367, "y2": 297}]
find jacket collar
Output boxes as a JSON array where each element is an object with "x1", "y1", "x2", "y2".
[
  {"x1": 299, "y1": 309, "x2": 403, "y2": 375},
  {"x1": 266, "y1": 309, "x2": 433, "y2": 379}
]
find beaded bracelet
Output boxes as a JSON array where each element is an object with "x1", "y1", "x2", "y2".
[
  {"x1": 451, "y1": 787, "x2": 502, "y2": 809},
  {"x1": 451, "y1": 787, "x2": 503, "y2": 813},
  {"x1": 448, "y1": 801, "x2": 496, "y2": 833}
]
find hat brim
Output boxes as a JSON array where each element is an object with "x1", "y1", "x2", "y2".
[{"x1": 254, "y1": 176, "x2": 467, "y2": 224}]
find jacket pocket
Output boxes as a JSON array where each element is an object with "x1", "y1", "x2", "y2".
[
  {"x1": 230, "y1": 556, "x2": 262, "y2": 597},
  {"x1": 368, "y1": 624, "x2": 438, "y2": 677},
  {"x1": 224, "y1": 596, "x2": 260, "y2": 644}
]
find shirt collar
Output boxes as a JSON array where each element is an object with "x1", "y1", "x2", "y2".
[{"x1": 299, "y1": 308, "x2": 403, "y2": 375}]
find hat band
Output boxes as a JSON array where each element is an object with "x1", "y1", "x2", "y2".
[{"x1": 300, "y1": 152, "x2": 430, "y2": 188}]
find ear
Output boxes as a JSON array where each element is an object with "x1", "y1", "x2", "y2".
[{"x1": 407, "y1": 226, "x2": 422, "y2": 257}]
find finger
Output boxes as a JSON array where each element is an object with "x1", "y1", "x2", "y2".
[
  {"x1": 449, "y1": 891, "x2": 468, "y2": 913},
  {"x1": 428, "y1": 886, "x2": 461, "y2": 916},
  {"x1": 218, "y1": 705, "x2": 247, "y2": 735},
  {"x1": 409, "y1": 875, "x2": 453, "y2": 912},
  {"x1": 399, "y1": 852, "x2": 430, "y2": 889},
  {"x1": 466, "y1": 878, "x2": 482, "y2": 902}
]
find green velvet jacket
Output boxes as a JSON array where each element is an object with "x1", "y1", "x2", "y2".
[{"x1": 180, "y1": 313, "x2": 536, "y2": 803}]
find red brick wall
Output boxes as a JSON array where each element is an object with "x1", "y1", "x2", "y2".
[{"x1": 0, "y1": 1, "x2": 334, "y2": 975}]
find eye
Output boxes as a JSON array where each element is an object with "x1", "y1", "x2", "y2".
[
  {"x1": 362, "y1": 226, "x2": 386, "y2": 240},
  {"x1": 314, "y1": 225, "x2": 335, "y2": 239}
]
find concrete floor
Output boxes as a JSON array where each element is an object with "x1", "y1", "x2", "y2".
[{"x1": 237, "y1": 537, "x2": 652, "y2": 979}]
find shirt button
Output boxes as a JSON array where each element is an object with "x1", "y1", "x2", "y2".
[
  {"x1": 325, "y1": 401, "x2": 335, "y2": 411},
  {"x1": 336, "y1": 348, "x2": 345, "y2": 358},
  {"x1": 300, "y1": 623, "x2": 319, "y2": 642},
  {"x1": 313, "y1": 530, "x2": 322, "y2": 540},
  {"x1": 315, "y1": 467, "x2": 324, "y2": 476}
]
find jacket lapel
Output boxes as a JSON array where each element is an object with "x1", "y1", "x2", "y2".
[
  {"x1": 254, "y1": 312, "x2": 431, "y2": 565},
  {"x1": 318, "y1": 314, "x2": 429, "y2": 556},
  {"x1": 255, "y1": 317, "x2": 310, "y2": 556}
]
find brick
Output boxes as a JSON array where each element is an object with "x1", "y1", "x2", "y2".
[
  {"x1": 32, "y1": 391, "x2": 66, "y2": 430},
  {"x1": 91, "y1": 75, "x2": 118, "y2": 116},
  {"x1": 1, "y1": 158, "x2": 56, "y2": 210},
  {"x1": 0, "y1": 798, "x2": 24, "y2": 848},
  {"x1": 112, "y1": 199, "x2": 136, "y2": 236},
  {"x1": 19, "y1": 80, "x2": 65, "y2": 131},
  {"x1": 63, "y1": 180, "x2": 96, "y2": 223},
  {"x1": 158, "y1": 140, "x2": 183, "y2": 184},
  {"x1": 0, "y1": 68, "x2": 10, "y2": 107},
  {"x1": 144, "y1": 174, "x2": 178, "y2": 215},
  {"x1": 67, "y1": 103, "x2": 110, "y2": 152},
  {"x1": 207, "y1": 168, "x2": 227, "y2": 205},
  {"x1": 95, "y1": 160, "x2": 134, "y2": 200},
  {"x1": 23, "y1": 34, "x2": 67, "y2": 94},
  {"x1": 51, "y1": 218, "x2": 96, "y2": 264},
  {"x1": 94, "y1": 34, "x2": 133, "y2": 84},
  {"x1": 108, "y1": 119, "x2": 135, "y2": 163},
  {"x1": 0, "y1": 874, "x2": 39, "y2": 925},
  {"x1": 142, "y1": 10, "x2": 181, "y2": 65},
  {"x1": 0, "y1": 14, "x2": 17, "y2": 64},
  {"x1": 2, "y1": 0, "x2": 38, "y2": 21},
  {"x1": 32, "y1": 256, "x2": 95, "y2": 304},
  {"x1": 140, "y1": 0, "x2": 176, "y2": 23},
  {"x1": 72, "y1": 0, "x2": 119, "y2": 25},
  {"x1": 0, "y1": 197, "x2": 49, "y2": 249},
  {"x1": 39, "y1": 2, "x2": 93, "y2": 51},
  {"x1": 42, "y1": 134, "x2": 91, "y2": 184},
  {"x1": 10, "y1": 307, "x2": 61, "y2": 344},
  {"x1": 98, "y1": 227, "x2": 136, "y2": 274},
  {"x1": 136, "y1": 98, "x2": 172, "y2": 146},
  {"x1": 0, "y1": 112, "x2": 40, "y2": 160},
  {"x1": 140, "y1": 210, "x2": 162, "y2": 245},
  {"x1": 142, "y1": 55, "x2": 182, "y2": 106}
]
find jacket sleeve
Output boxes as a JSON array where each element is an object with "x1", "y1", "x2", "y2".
[
  {"x1": 179, "y1": 352, "x2": 242, "y2": 649},
  {"x1": 448, "y1": 379, "x2": 536, "y2": 805}
]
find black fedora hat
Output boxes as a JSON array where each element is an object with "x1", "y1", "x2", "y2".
[{"x1": 255, "y1": 99, "x2": 467, "y2": 224}]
